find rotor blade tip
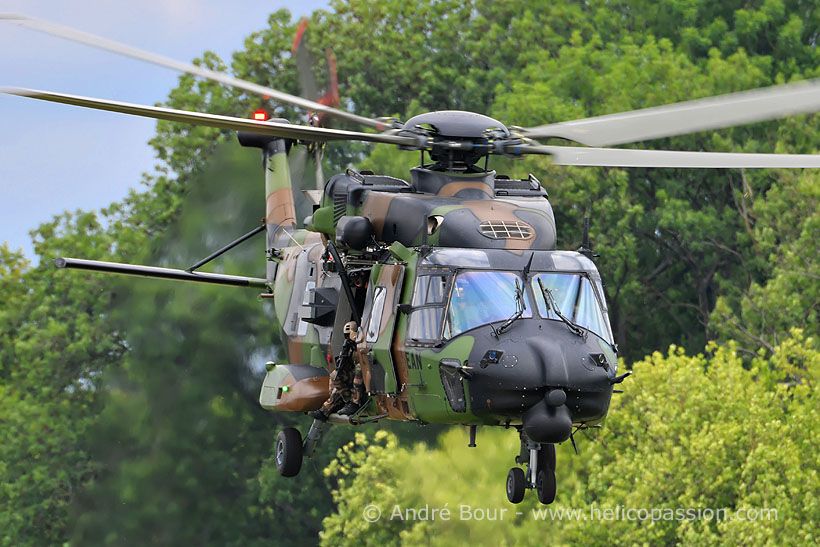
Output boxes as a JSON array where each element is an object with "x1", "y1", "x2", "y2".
[
  {"x1": 0, "y1": 87, "x2": 35, "y2": 97},
  {"x1": 54, "y1": 257, "x2": 67, "y2": 268}
]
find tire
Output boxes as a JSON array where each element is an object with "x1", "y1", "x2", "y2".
[
  {"x1": 536, "y1": 468, "x2": 556, "y2": 505},
  {"x1": 538, "y1": 443, "x2": 556, "y2": 471},
  {"x1": 506, "y1": 467, "x2": 526, "y2": 504},
  {"x1": 275, "y1": 427, "x2": 303, "y2": 477}
]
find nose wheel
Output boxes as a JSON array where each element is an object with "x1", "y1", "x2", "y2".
[
  {"x1": 506, "y1": 467, "x2": 526, "y2": 503},
  {"x1": 507, "y1": 437, "x2": 557, "y2": 505},
  {"x1": 535, "y1": 468, "x2": 556, "y2": 504}
]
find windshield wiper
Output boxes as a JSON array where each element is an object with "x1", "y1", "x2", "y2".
[
  {"x1": 537, "y1": 278, "x2": 587, "y2": 340},
  {"x1": 496, "y1": 278, "x2": 525, "y2": 335}
]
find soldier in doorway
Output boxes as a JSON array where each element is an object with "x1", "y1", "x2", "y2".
[{"x1": 309, "y1": 321, "x2": 364, "y2": 421}]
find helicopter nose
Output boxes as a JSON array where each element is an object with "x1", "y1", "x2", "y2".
[{"x1": 464, "y1": 320, "x2": 614, "y2": 423}]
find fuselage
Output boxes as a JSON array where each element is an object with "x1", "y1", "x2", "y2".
[
  {"x1": 259, "y1": 162, "x2": 617, "y2": 435},
  {"x1": 267, "y1": 239, "x2": 617, "y2": 430}
]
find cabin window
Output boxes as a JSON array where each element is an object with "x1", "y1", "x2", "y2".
[{"x1": 366, "y1": 286, "x2": 387, "y2": 343}]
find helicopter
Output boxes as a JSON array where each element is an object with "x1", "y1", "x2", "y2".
[{"x1": 5, "y1": 13, "x2": 820, "y2": 506}]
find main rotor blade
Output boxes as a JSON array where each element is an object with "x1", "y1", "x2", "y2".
[
  {"x1": 0, "y1": 13, "x2": 388, "y2": 131},
  {"x1": 519, "y1": 144, "x2": 820, "y2": 168},
  {"x1": 519, "y1": 79, "x2": 820, "y2": 146},
  {"x1": 0, "y1": 87, "x2": 418, "y2": 146}
]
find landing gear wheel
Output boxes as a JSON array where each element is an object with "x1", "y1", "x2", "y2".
[
  {"x1": 536, "y1": 468, "x2": 556, "y2": 505},
  {"x1": 275, "y1": 427, "x2": 303, "y2": 477},
  {"x1": 506, "y1": 467, "x2": 526, "y2": 504}
]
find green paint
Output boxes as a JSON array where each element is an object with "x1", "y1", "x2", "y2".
[
  {"x1": 429, "y1": 204, "x2": 462, "y2": 217},
  {"x1": 265, "y1": 150, "x2": 292, "y2": 195},
  {"x1": 406, "y1": 336, "x2": 482, "y2": 424},
  {"x1": 388, "y1": 241, "x2": 412, "y2": 262},
  {"x1": 310, "y1": 345, "x2": 326, "y2": 369},
  {"x1": 309, "y1": 205, "x2": 335, "y2": 235},
  {"x1": 369, "y1": 264, "x2": 405, "y2": 394}
]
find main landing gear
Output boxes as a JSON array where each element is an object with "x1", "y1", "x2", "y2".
[
  {"x1": 506, "y1": 433, "x2": 557, "y2": 505},
  {"x1": 275, "y1": 427, "x2": 303, "y2": 477},
  {"x1": 274, "y1": 418, "x2": 331, "y2": 477}
]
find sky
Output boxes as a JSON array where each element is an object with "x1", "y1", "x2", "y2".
[{"x1": 0, "y1": 0, "x2": 329, "y2": 260}]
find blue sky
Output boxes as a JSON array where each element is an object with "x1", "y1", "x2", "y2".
[{"x1": 0, "y1": 0, "x2": 329, "y2": 260}]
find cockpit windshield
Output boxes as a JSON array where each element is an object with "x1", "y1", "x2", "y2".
[
  {"x1": 444, "y1": 271, "x2": 532, "y2": 338},
  {"x1": 406, "y1": 267, "x2": 613, "y2": 345},
  {"x1": 531, "y1": 273, "x2": 612, "y2": 343}
]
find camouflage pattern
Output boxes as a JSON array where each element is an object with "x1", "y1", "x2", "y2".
[
  {"x1": 356, "y1": 263, "x2": 412, "y2": 419},
  {"x1": 260, "y1": 143, "x2": 618, "y2": 432},
  {"x1": 265, "y1": 146, "x2": 297, "y2": 237},
  {"x1": 319, "y1": 361, "x2": 355, "y2": 414},
  {"x1": 309, "y1": 167, "x2": 556, "y2": 251}
]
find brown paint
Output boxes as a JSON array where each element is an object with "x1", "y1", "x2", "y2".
[
  {"x1": 266, "y1": 187, "x2": 297, "y2": 229},
  {"x1": 436, "y1": 181, "x2": 493, "y2": 198},
  {"x1": 286, "y1": 337, "x2": 306, "y2": 364},
  {"x1": 274, "y1": 376, "x2": 330, "y2": 411},
  {"x1": 362, "y1": 192, "x2": 393, "y2": 235},
  {"x1": 357, "y1": 347, "x2": 371, "y2": 390},
  {"x1": 382, "y1": 395, "x2": 408, "y2": 420}
]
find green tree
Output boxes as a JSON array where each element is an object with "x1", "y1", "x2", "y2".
[
  {"x1": 0, "y1": 213, "x2": 126, "y2": 545},
  {"x1": 67, "y1": 143, "x2": 354, "y2": 545},
  {"x1": 712, "y1": 170, "x2": 820, "y2": 356}
]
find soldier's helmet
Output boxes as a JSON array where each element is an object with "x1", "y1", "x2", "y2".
[{"x1": 343, "y1": 321, "x2": 358, "y2": 334}]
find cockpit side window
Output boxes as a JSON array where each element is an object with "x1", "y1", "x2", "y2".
[
  {"x1": 412, "y1": 275, "x2": 448, "y2": 306},
  {"x1": 531, "y1": 273, "x2": 613, "y2": 343},
  {"x1": 575, "y1": 278, "x2": 610, "y2": 342},
  {"x1": 408, "y1": 274, "x2": 450, "y2": 343},
  {"x1": 408, "y1": 307, "x2": 444, "y2": 342}
]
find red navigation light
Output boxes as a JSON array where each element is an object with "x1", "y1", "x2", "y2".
[{"x1": 253, "y1": 110, "x2": 267, "y2": 121}]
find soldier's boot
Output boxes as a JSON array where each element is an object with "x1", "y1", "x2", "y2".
[
  {"x1": 308, "y1": 409, "x2": 328, "y2": 422},
  {"x1": 338, "y1": 401, "x2": 360, "y2": 416}
]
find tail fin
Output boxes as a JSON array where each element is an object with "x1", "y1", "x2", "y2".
[{"x1": 238, "y1": 129, "x2": 296, "y2": 281}]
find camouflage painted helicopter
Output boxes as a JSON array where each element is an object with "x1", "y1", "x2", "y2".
[{"x1": 6, "y1": 13, "x2": 820, "y2": 505}]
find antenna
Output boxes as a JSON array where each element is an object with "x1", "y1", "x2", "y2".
[{"x1": 579, "y1": 217, "x2": 594, "y2": 261}]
